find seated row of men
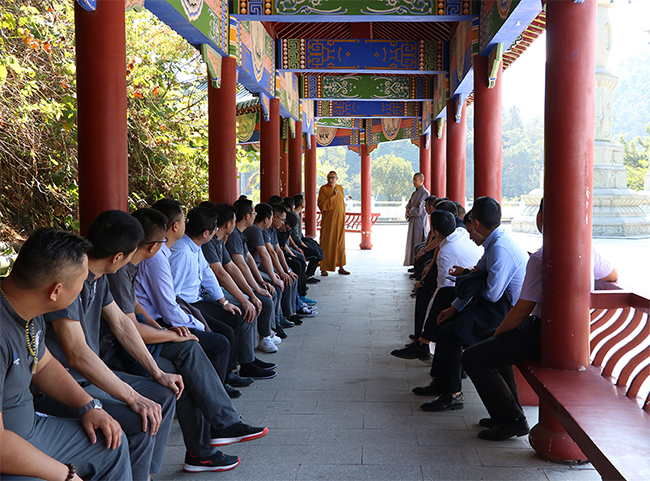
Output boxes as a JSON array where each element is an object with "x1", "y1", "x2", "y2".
[
  {"x1": 0, "y1": 195, "x2": 323, "y2": 480},
  {"x1": 392, "y1": 196, "x2": 618, "y2": 440}
]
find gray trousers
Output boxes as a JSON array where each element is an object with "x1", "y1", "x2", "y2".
[
  {"x1": 0, "y1": 415, "x2": 131, "y2": 481},
  {"x1": 260, "y1": 272, "x2": 284, "y2": 329},
  {"x1": 254, "y1": 291, "x2": 274, "y2": 338},
  {"x1": 224, "y1": 292, "x2": 256, "y2": 364},
  {"x1": 281, "y1": 278, "x2": 298, "y2": 318},
  {"x1": 156, "y1": 340, "x2": 240, "y2": 457},
  {"x1": 33, "y1": 372, "x2": 175, "y2": 481}
]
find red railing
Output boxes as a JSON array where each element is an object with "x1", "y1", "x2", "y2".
[{"x1": 315, "y1": 212, "x2": 381, "y2": 233}]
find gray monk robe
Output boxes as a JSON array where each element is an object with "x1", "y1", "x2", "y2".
[{"x1": 403, "y1": 185, "x2": 430, "y2": 266}]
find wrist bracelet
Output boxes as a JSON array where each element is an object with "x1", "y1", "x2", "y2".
[{"x1": 65, "y1": 463, "x2": 75, "y2": 481}]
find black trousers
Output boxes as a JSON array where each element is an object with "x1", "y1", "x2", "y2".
[
  {"x1": 286, "y1": 255, "x2": 307, "y2": 297},
  {"x1": 413, "y1": 284, "x2": 435, "y2": 338},
  {"x1": 414, "y1": 249, "x2": 435, "y2": 280},
  {"x1": 301, "y1": 238, "x2": 324, "y2": 277},
  {"x1": 419, "y1": 286, "x2": 457, "y2": 344},
  {"x1": 193, "y1": 299, "x2": 244, "y2": 372},
  {"x1": 432, "y1": 293, "x2": 513, "y2": 394},
  {"x1": 462, "y1": 316, "x2": 541, "y2": 423}
]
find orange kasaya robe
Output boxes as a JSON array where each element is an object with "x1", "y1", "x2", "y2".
[{"x1": 317, "y1": 183, "x2": 346, "y2": 271}]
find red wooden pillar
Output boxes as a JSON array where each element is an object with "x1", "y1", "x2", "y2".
[
  {"x1": 528, "y1": 0, "x2": 597, "y2": 463},
  {"x1": 446, "y1": 99, "x2": 466, "y2": 207},
  {"x1": 419, "y1": 134, "x2": 431, "y2": 192},
  {"x1": 360, "y1": 144, "x2": 372, "y2": 250},
  {"x1": 473, "y1": 54, "x2": 502, "y2": 203},
  {"x1": 431, "y1": 119, "x2": 446, "y2": 198},
  {"x1": 288, "y1": 122, "x2": 303, "y2": 196},
  {"x1": 304, "y1": 135, "x2": 317, "y2": 238},
  {"x1": 280, "y1": 138, "x2": 289, "y2": 197},
  {"x1": 260, "y1": 98, "x2": 280, "y2": 203},
  {"x1": 76, "y1": 0, "x2": 127, "y2": 235},
  {"x1": 208, "y1": 56, "x2": 237, "y2": 204}
]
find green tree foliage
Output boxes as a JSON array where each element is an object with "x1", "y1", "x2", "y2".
[
  {"x1": 612, "y1": 52, "x2": 650, "y2": 143},
  {"x1": 371, "y1": 154, "x2": 414, "y2": 201},
  {"x1": 316, "y1": 146, "x2": 349, "y2": 187},
  {"x1": 619, "y1": 126, "x2": 649, "y2": 191}
]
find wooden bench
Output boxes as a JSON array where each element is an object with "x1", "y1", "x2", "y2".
[
  {"x1": 315, "y1": 212, "x2": 381, "y2": 233},
  {"x1": 519, "y1": 290, "x2": 650, "y2": 480}
]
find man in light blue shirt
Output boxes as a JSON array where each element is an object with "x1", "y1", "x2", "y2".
[
  {"x1": 421, "y1": 197, "x2": 528, "y2": 412},
  {"x1": 169, "y1": 206, "x2": 275, "y2": 381}
]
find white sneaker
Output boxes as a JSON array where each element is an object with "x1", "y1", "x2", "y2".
[
  {"x1": 270, "y1": 333, "x2": 282, "y2": 345},
  {"x1": 258, "y1": 337, "x2": 278, "y2": 353}
]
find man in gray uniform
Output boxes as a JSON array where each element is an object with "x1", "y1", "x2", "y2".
[
  {"x1": 0, "y1": 228, "x2": 131, "y2": 481},
  {"x1": 37, "y1": 211, "x2": 183, "y2": 481}
]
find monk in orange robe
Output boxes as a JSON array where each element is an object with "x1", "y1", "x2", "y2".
[{"x1": 317, "y1": 171, "x2": 350, "y2": 275}]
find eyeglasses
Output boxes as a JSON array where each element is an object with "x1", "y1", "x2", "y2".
[
  {"x1": 147, "y1": 238, "x2": 168, "y2": 245},
  {"x1": 327, "y1": 176, "x2": 337, "y2": 179}
]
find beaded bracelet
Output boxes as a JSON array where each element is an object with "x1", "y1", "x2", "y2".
[{"x1": 65, "y1": 463, "x2": 75, "y2": 481}]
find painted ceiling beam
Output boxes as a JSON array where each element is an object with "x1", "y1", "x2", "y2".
[
  {"x1": 301, "y1": 75, "x2": 432, "y2": 101},
  {"x1": 232, "y1": 0, "x2": 477, "y2": 20},
  {"x1": 278, "y1": 39, "x2": 446, "y2": 73},
  {"x1": 316, "y1": 100, "x2": 421, "y2": 118}
]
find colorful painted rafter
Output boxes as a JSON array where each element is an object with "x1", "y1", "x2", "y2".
[
  {"x1": 316, "y1": 118, "x2": 364, "y2": 129},
  {"x1": 229, "y1": 18, "x2": 275, "y2": 97},
  {"x1": 302, "y1": 75, "x2": 431, "y2": 101},
  {"x1": 366, "y1": 118, "x2": 421, "y2": 144},
  {"x1": 278, "y1": 39, "x2": 445, "y2": 73}
]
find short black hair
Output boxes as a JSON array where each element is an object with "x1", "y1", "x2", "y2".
[
  {"x1": 425, "y1": 195, "x2": 438, "y2": 207},
  {"x1": 463, "y1": 211, "x2": 473, "y2": 225},
  {"x1": 87, "y1": 210, "x2": 144, "y2": 260},
  {"x1": 185, "y1": 206, "x2": 218, "y2": 238},
  {"x1": 435, "y1": 200, "x2": 458, "y2": 216},
  {"x1": 430, "y1": 210, "x2": 456, "y2": 237},
  {"x1": 285, "y1": 210, "x2": 299, "y2": 228},
  {"x1": 255, "y1": 203, "x2": 274, "y2": 223},
  {"x1": 472, "y1": 197, "x2": 501, "y2": 229},
  {"x1": 282, "y1": 197, "x2": 295, "y2": 209},
  {"x1": 233, "y1": 198, "x2": 254, "y2": 222},
  {"x1": 268, "y1": 195, "x2": 283, "y2": 205},
  {"x1": 292, "y1": 194, "x2": 304, "y2": 207},
  {"x1": 216, "y1": 203, "x2": 236, "y2": 228},
  {"x1": 132, "y1": 208, "x2": 168, "y2": 246},
  {"x1": 152, "y1": 198, "x2": 183, "y2": 225},
  {"x1": 272, "y1": 204, "x2": 287, "y2": 218},
  {"x1": 454, "y1": 202, "x2": 466, "y2": 218},
  {"x1": 10, "y1": 228, "x2": 92, "y2": 289}
]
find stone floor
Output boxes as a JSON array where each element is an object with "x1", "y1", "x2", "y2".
[{"x1": 154, "y1": 224, "x2": 623, "y2": 481}]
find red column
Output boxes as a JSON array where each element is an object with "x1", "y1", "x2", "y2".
[
  {"x1": 288, "y1": 122, "x2": 303, "y2": 196},
  {"x1": 280, "y1": 138, "x2": 288, "y2": 197},
  {"x1": 473, "y1": 54, "x2": 502, "y2": 203},
  {"x1": 431, "y1": 120, "x2": 446, "y2": 198},
  {"x1": 208, "y1": 56, "x2": 237, "y2": 204},
  {"x1": 76, "y1": 0, "x2": 127, "y2": 235},
  {"x1": 446, "y1": 99, "x2": 466, "y2": 207},
  {"x1": 260, "y1": 98, "x2": 280, "y2": 203},
  {"x1": 360, "y1": 144, "x2": 372, "y2": 250},
  {"x1": 304, "y1": 135, "x2": 317, "y2": 238},
  {"x1": 528, "y1": 0, "x2": 597, "y2": 463},
  {"x1": 419, "y1": 134, "x2": 431, "y2": 192}
]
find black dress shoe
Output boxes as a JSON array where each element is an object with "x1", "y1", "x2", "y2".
[
  {"x1": 390, "y1": 342, "x2": 430, "y2": 361},
  {"x1": 224, "y1": 384, "x2": 241, "y2": 399},
  {"x1": 227, "y1": 372, "x2": 254, "y2": 387},
  {"x1": 409, "y1": 334, "x2": 417, "y2": 341},
  {"x1": 306, "y1": 276, "x2": 321, "y2": 284},
  {"x1": 478, "y1": 419, "x2": 530, "y2": 441},
  {"x1": 420, "y1": 393, "x2": 464, "y2": 412},
  {"x1": 412, "y1": 379, "x2": 438, "y2": 396},
  {"x1": 479, "y1": 418, "x2": 496, "y2": 428},
  {"x1": 409, "y1": 274, "x2": 418, "y2": 280},
  {"x1": 253, "y1": 357, "x2": 277, "y2": 370},
  {"x1": 274, "y1": 325, "x2": 287, "y2": 339},
  {"x1": 288, "y1": 315, "x2": 303, "y2": 325},
  {"x1": 408, "y1": 268, "x2": 415, "y2": 273}
]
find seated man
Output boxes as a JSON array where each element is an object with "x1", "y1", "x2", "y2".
[
  {"x1": 245, "y1": 203, "x2": 297, "y2": 334},
  {"x1": 226, "y1": 199, "x2": 287, "y2": 339},
  {"x1": 200, "y1": 202, "x2": 278, "y2": 359},
  {"x1": 410, "y1": 195, "x2": 438, "y2": 280},
  {"x1": 169, "y1": 207, "x2": 273, "y2": 380},
  {"x1": 392, "y1": 210, "x2": 483, "y2": 361},
  {"x1": 106, "y1": 207, "x2": 267, "y2": 471},
  {"x1": 292, "y1": 194, "x2": 324, "y2": 281},
  {"x1": 418, "y1": 197, "x2": 528, "y2": 412},
  {"x1": 461, "y1": 199, "x2": 618, "y2": 440},
  {"x1": 38, "y1": 211, "x2": 183, "y2": 481},
  {"x1": 1, "y1": 228, "x2": 131, "y2": 481}
]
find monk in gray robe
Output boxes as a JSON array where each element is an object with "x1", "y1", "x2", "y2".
[{"x1": 404, "y1": 172, "x2": 430, "y2": 266}]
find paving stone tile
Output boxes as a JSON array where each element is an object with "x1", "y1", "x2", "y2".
[
  {"x1": 274, "y1": 388, "x2": 366, "y2": 402},
  {"x1": 422, "y1": 465, "x2": 549, "y2": 480},
  {"x1": 296, "y1": 463, "x2": 424, "y2": 481},
  {"x1": 262, "y1": 413, "x2": 364, "y2": 430},
  {"x1": 361, "y1": 444, "x2": 481, "y2": 467},
  {"x1": 307, "y1": 427, "x2": 418, "y2": 446}
]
